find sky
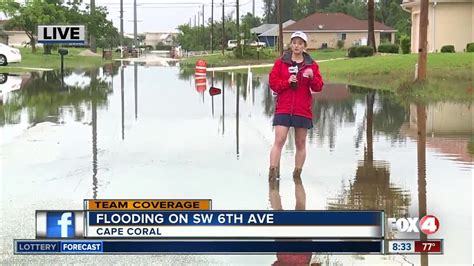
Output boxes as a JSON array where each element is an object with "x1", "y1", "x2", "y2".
[{"x1": 95, "y1": 0, "x2": 266, "y2": 34}]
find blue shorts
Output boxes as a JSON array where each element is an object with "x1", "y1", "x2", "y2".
[{"x1": 273, "y1": 114, "x2": 313, "y2": 129}]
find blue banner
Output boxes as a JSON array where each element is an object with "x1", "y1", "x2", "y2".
[
  {"x1": 88, "y1": 211, "x2": 382, "y2": 226},
  {"x1": 15, "y1": 240, "x2": 383, "y2": 254}
]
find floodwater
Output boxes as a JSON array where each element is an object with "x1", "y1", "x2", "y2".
[{"x1": 0, "y1": 63, "x2": 472, "y2": 265}]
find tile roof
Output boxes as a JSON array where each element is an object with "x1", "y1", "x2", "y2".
[{"x1": 284, "y1": 12, "x2": 396, "y2": 32}]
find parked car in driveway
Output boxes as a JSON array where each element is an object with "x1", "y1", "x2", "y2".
[
  {"x1": 227, "y1": 40, "x2": 238, "y2": 50},
  {"x1": 0, "y1": 43, "x2": 21, "y2": 66}
]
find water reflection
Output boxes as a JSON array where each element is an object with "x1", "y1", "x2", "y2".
[
  {"x1": 134, "y1": 63, "x2": 138, "y2": 120},
  {"x1": 0, "y1": 68, "x2": 114, "y2": 127},
  {"x1": 327, "y1": 91, "x2": 411, "y2": 221},
  {"x1": 310, "y1": 84, "x2": 359, "y2": 150},
  {"x1": 0, "y1": 66, "x2": 117, "y2": 200},
  {"x1": 236, "y1": 72, "x2": 240, "y2": 158},
  {"x1": 2, "y1": 64, "x2": 472, "y2": 263},
  {"x1": 401, "y1": 102, "x2": 473, "y2": 169},
  {"x1": 91, "y1": 68, "x2": 99, "y2": 199},
  {"x1": 121, "y1": 64, "x2": 125, "y2": 140},
  {"x1": 221, "y1": 73, "x2": 225, "y2": 135},
  {"x1": 269, "y1": 177, "x2": 312, "y2": 265},
  {"x1": 416, "y1": 103, "x2": 429, "y2": 266}
]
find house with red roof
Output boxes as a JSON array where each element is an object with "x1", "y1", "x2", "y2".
[{"x1": 283, "y1": 12, "x2": 397, "y2": 50}]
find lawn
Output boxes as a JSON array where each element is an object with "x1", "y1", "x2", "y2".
[
  {"x1": 0, "y1": 47, "x2": 117, "y2": 72},
  {"x1": 250, "y1": 52, "x2": 472, "y2": 100},
  {"x1": 180, "y1": 48, "x2": 347, "y2": 67}
]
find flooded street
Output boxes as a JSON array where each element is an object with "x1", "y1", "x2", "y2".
[{"x1": 1, "y1": 64, "x2": 472, "y2": 264}]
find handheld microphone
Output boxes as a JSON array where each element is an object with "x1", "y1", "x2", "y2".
[{"x1": 288, "y1": 62, "x2": 298, "y2": 90}]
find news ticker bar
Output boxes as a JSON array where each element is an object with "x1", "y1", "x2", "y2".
[
  {"x1": 36, "y1": 211, "x2": 383, "y2": 239},
  {"x1": 87, "y1": 211, "x2": 382, "y2": 225},
  {"x1": 14, "y1": 240, "x2": 384, "y2": 254},
  {"x1": 387, "y1": 240, "x2": 443, "y2": 254},
  {"x1": 84, "y1": 200, "x2": 212, "y2": 210}
]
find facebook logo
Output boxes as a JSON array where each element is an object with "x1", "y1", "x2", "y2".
[{"x1": 46, "y1": 212, "x2": 75, "y2": 238}]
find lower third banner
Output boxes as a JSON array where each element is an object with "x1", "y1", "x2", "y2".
[{"x1": 15, "y1": 240, "x2": 383, "y2": 254}]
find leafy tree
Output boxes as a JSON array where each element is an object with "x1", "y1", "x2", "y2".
[
  {"x1": 0, "y1": 0, "x2": 119, "y2": 53},
  {"x1": 377, "y1": 0, "x2": 411, "y2": 38},
  {"x1": 241, "y1": 13, "x2": 262, "y2": 40},
  {"x1": 1, "y1": 0, "x2": 66, "y2": 53},
  {"x1": 86, "y1": 6, "x2": 119, "y2": 49},
  {"x1": 263, "y1": 0, "x2": 277, "y2": 23},
  {"x1": 176, "y1": 15, "x2": 237, "y2": 51}
]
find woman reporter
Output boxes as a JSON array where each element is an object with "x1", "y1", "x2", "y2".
[{"x1": 268, "y1": 31, "x2": 324, "y2": 180}]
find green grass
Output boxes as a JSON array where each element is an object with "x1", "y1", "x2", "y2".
[
  {"x1": 249, "y1": 52, "x2": 472, "y2": 102},
  {"x1": 0, "y1": 47, "x2": 117, "y2": 72},
  {"x1": 308, "y1": 49, "x2": 347, "y2": 61},
  {"x1": 318, "y1": 53, "x2": 472, "y2": 90},
  {"x1": 180, "y1": 50, "x2": 277, "y2": 67},
  {"x1": 180, "y1": 48, "x2": 347, "y2": 67}
]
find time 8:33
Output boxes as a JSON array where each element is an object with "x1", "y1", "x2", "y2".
[{"x1": 392, "y1": 242, "x2": 412, "y2": 251}]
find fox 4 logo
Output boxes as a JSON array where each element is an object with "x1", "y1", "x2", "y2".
[{"x1": 387, "y1": 215, "x2": 440, "y2": 235}]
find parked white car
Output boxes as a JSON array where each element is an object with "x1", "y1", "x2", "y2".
[
  {"x1": 0, "y1": 73, "x2": 22, "y2": 103},
  {"x1": 228, "y1": 39, "x2": 266, "y2": 50},
  {"x1": 249, "y1": 41, "x2": 266, "y2": 48},
  {"x1": 0, "y1": 43, "x2": 22, "y2": 66},
  {"x1": 227, "y1": 40, "x2": 238, "y2": 50}
]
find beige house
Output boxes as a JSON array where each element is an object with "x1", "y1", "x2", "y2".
[
  {"x1": 401, "y1": 0, "x2": 474, "y2": 53},
  {"x1": 284, "y1": 13, "x2": 397, "y2": 49},
  {"x1": 0, "y1": 20, "x2": 31, "y2": 47},
  {"x1": 5, "y1": 31, "x2": 29, "y2": 47}
]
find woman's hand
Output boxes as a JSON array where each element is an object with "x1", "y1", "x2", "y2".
[
  {"x1": 288, "y1": 75, "x2": 297, "y2": 84},
  {"x1": 303, "y1": 69, "x2": 313, "y2": 78}
]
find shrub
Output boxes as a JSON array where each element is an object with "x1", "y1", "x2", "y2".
[
  {"x1": 337, "y1": 40, "x2": 345, "y2": 49},
  {"x1": 400, "y1": 36, "x2": 411, "y2": 54},
  {"x1": 348, "y1": 45, "x2": 374, "y2": 58},
  {"x1": 378, "y1": 43, "x2": 400, "y2": 54},
  {"x1": 440, "y1": 45, "x2": 455, "y2": 53},
  {"x1": 466, "y1": 43, "x2": 474, "y2": 53},
  {"x1": 155, "y1": 43, "x2": 172, "y2": 50},
  {"x1": 233, "y1": 45, "x2": 274, "y2": 59}
]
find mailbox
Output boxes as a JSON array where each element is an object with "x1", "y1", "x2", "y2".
[{"x1": 58, "y1": 48, "x2": 69, "y2": 56}]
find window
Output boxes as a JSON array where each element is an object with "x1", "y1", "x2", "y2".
[{"x1": 337, "y1": 33, "x2": 347, "y2": 41}]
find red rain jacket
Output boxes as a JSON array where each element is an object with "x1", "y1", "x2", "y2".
[{"x1": 269, "y1": 51, "x2": 324, "y2": 119}]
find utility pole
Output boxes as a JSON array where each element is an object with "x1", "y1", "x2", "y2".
[
  {"x1": 120, "y1": 0, "x2": 124, "y2": 58},
  {"x1": 222, "y1": 0, "x2": 225, "y2": 55},
  {"x1": 236, "y1": 0, "x2": 240, "y2": 55},
  {"x1": 417, "y1": 0, "x2": 429, "y2": 81},
  {"x1": 195, "y1": 14, "x2": 197, "y2": 27},
  {"x1": 367, "y1": 0, "x2": 376, "y2": 52},
  {"x1": 90, "y1": 0, "x2": 96, "y2": 52},
  {"x1": 277, "y1": 0, "x2": 283, "y2": 55},
  {"x1": 252, "y1": 0, "x2": 255, "y2": 17},
  {"x1": 211, "y1": 0, "x2": 214, "y2": 53},
  {"x1": 202, "y1": 4, "x2": 205, "y2": 50},
  {"x1": 133, "y1": 0, "x2": 137, "y2": 49}
]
